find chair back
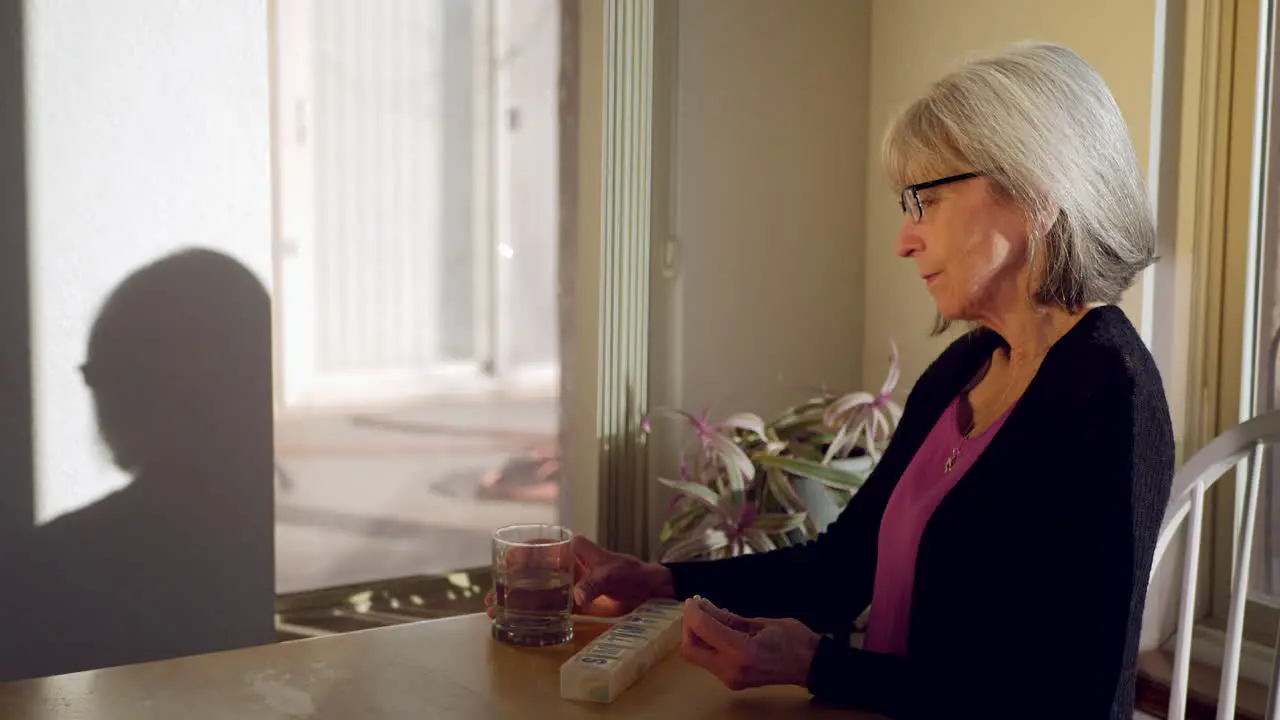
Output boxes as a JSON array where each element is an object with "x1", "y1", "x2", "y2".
[{"x1": 1149, "y1": 409, "x2": 1280, "y2": 719}]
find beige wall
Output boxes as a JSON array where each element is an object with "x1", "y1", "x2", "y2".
[
  {"x1": 642, "y1": 1, "x2": 1165, "y2": 554},
  {"x1": 860, "y1": 0, "x2": 1157, "y2": 391},
  {"x1": 645, "y1": 0, "x2": 870, "y2": 554},
  {"x1": 562, "y1": 0, "x2": 604, "y2": 541},
  {"x1": 660, "y1": 0, "x2": 870, "y2": 416}
]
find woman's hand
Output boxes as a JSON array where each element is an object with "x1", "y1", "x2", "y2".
[
  {"x1": 485, "y1": 535, "x2": 674, "y2": 618},
  {"x1": 680, "y1": 597, "x2": 821, "y2": 691},
  {"x1": 569, "y1": 536, "x2": 674, "y2": 616}
]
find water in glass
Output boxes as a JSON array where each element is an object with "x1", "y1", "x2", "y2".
[{"x1": 491, "y1": 523, "x2": 574, "y2": 646}]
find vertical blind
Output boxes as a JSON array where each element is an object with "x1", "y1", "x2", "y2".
[{"x1": 597, "y1": 0, "x2": 654, "y2": 557}]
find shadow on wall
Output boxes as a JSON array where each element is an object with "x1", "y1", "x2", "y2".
[{"x1": 0, "y1": 248, "x2": 276, "y2": 682}]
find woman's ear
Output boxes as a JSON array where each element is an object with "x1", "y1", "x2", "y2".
[{"x1": 1031, "y1": 202, "x2": 1062, "y2": 240}]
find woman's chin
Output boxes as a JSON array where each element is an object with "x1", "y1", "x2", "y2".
[{"x1": 932, "y1": 301, "x2": 960, "y2": 320}]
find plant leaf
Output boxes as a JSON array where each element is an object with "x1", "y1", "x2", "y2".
[
  {"x1": 659, "y1": 505, "x2": 707, "y2": 544},
  {"x1": 762, "y1": 466, "x2": 814, "y2": 538},
  {"x1": 771, "y1": 412, "x2": 828, "y2": 435},
  {"x1": 762, "y1": 399, "x2": 824, "y2": 435},
  {"x1": 762, "y1": 467, "x2": 818, "y2": 539},
  {"x1": 880, "y1": 338, "x2": 900, "y2": 397},
  {"x1": 717, "y1": 412, "x2": 769, "y2": 439},
  {"x1": 656, "y1": 477, "x2": 727, "y2": 518},
  {"x1": 750, "y1": 512, "x2": 809, "y2": 534},
  {"x1": 822, "y1": 424, "x2": 848, "y2": 465},
  {"x1": 764, "y1": 467, "x2": 804, "y2": 514},
  {"x1": 717, "y1": 489, "x2": 748, "y2": 525},
  {"x1": 829, "y1": 455, "x2": 874, "y2": 477},
  {"x1": 644, "y1": 407, "x2": 708, "y2": 434},
  {"x1": 823, "y1": 391, "x2": 875, "y2": 430},
  {"x1": 743, "y1": 529, "x2": 776, "y2": 554},
  {"x1": 660, "y1": 529, "x2": 730, "y2": 563},
  {"x1": 826, "y1": 484, "x2": 850, "y2": 509},
  {"x1": 754, "y1": 455, "x2": 869, "y2": 491},
  {"x1": 658, "y1": 516, "x2": 677, "y2": 544},
  {"x1": 704, "y1": 433, "x2": 755, "y2": 491},
  {"x1": 771, "y1": 398, "x2": 827, "y2": 424},
  {"x1": 884, "y1": 399, "x2": 903, "y2": 427},
  {"x1": 783, "y1": 440, "x2": 826, "y2": 462},
  {"x1": 834, "y1": 413, "x2": 869, "y2": 459}
]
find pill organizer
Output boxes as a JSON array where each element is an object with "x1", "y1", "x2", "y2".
[{"x1": 559, "y1": 598, "x2": 684, "y2": 703}]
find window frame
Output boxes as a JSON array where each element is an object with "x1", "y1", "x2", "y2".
[
  {"x1": 1229, "y1": 0, "x2": 1280, "y2": 649},
  {"x1": 1186, "y1": 0, "x2": 1279, "y2": 660}
]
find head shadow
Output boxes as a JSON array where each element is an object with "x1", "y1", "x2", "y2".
[
  {"x1": 82, "y1": 247, "x2": 271, "y2": 478},
  {"x1": 0, "y1": 248, "x2": 276, "y2": 682}
]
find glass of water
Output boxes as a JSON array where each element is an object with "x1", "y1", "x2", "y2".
[{"x1": 490, "y1": 523, "x2": 575, "y2": 646}]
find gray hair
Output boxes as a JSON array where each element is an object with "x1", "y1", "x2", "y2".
[{"x1": 882, "y1": 42, "x2": 1155, "y2": 327}]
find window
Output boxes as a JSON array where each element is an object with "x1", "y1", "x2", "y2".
[
  {"x1": 270, "y1": 0, "x2": 570, "y2": 593},
  {"x1": 1240, "y1": 0, "x2": 1280, "y2": 640},
  {"x1": 267, "y1": 0, "x2": 662, "y2": 593},
  {"x1": 1187, "y1": 0, "x2": 1280, "y2": 677}
]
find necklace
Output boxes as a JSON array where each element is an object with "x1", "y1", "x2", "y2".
[
  {"x1": 943, "y1": 422, "x2": 975, "y2": 473},
  {"x1": 944, "y1": 354, "x2": 1023, "y2": 474},
  {"x1": 941, "y1": 317, "x2": 1078, "y2": 472}
]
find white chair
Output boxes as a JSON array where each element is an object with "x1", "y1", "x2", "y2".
[{"x1": 1147, "y1": 409, "x2": 1280, "y2": 719}]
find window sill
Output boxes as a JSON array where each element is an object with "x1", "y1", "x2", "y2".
[
  {"x1": 1183, "y1": 623, "x2": 1274, "y2": 689},
  {"x1": 1136, "y1": 623, "x2": 1272, "y2": 719}
]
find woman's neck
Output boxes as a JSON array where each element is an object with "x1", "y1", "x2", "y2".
[{"x1": 979, "y1": 301, "x2": 1098, "y2": 375}]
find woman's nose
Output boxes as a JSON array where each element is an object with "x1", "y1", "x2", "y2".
[{"x1": 895, "y1": 218, "x2": 922, "y2": 258}]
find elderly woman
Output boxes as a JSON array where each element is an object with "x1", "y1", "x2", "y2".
[{"x1": 494, "y1": 42, "x2": 1174, "y2": 718}]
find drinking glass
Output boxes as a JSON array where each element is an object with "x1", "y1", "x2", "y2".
[{"x1": 490, "y1": 523, "x2": 575, "y2": 646}]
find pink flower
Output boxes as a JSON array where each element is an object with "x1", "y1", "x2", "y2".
[
  {"x1": 821, "y1": 339, "x2": 903, "y2": 463},
  {"x1": 642, "y1": 409, "x2": 774, "y2": 491}
]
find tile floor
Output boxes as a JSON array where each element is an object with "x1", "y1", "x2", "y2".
[{"x1": 274, "y1": 395, "x2": 558, "y2": 594}]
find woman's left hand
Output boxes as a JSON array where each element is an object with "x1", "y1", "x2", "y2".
[{"x1": 679, "y1": 597, "x2": 822, "y2": 690}]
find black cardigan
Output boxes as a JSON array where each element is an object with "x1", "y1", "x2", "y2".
[{"x1": 666, "y1": 306, "x2": 1174, "y2": 719}]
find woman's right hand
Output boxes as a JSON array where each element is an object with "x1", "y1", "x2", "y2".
[{"x1": 485, "y1": 535, "x2": 675, "y2": 619}]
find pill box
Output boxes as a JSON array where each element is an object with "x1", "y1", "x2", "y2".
[{"x1": 559, "y1": 599, "x2": 684, "y2": 703}]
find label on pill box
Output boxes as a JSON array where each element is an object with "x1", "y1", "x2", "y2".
[
  {"x1": 627, "y1": 604, "x2": 680, "y2": 617},
  {"x1": 583, "y1": 643, "x2": 631, "y2": 659},
  {"x1": 596, "y1": 632, "x2": 645, "y2": 649},
  {"x1": 620, "y1": 614, "x2": 668, "y2": 626},
  {"x1": 610, "y1": 623, "x2": 662, "y2": 639},
  {"x1": 577, "y1": 655, "x2": 619, "y2": 668}
]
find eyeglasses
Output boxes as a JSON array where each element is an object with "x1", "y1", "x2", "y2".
[{"x1": 899, "y1": 171, "x2": 982, "y2": 223}]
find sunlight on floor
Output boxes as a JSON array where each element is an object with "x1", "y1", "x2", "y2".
[{"x1": 274, "y1": 396, "x2": 558, "y2": 594}]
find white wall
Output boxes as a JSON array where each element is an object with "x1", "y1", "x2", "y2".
[
  {"x1": 860, "y1": 0, "x2": 1157, "y2": 392},
  {"x1": 0, "y1": 0, "x2": 275, "y2": 680},
  {"x1": 26, "y1": 0, "x2": 273, "y2": 522}
]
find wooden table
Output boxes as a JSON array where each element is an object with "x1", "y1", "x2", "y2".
[{"x1": 0, "y1": 614, "x2": 883, "y2": 719}]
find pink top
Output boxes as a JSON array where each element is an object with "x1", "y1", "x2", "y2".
[{"x1": 862, "y1": 392, "x2": 1014, "y2": 657}]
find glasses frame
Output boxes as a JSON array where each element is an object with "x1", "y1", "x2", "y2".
[{"x1": 899, "y1": 171, "x2": 982, "y2": 223}]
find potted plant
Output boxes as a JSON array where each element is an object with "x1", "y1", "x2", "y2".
[{"x1": 643, "y1": 342, "x2": 903, "y2": 562}]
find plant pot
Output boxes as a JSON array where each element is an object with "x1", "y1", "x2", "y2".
[
  {"x1": 788, "y1": 474, "x2": 842, "y2": 541},
  {"x1": 783, "y1": 455, "x2": 872, "y2": 544}
]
